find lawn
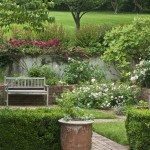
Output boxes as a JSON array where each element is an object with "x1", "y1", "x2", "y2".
[
  {"x1": 83, "y1": 109, "x2": 116, "y2": 119},
  {"x1": 51, "y1": 11, "x2": 150, "y2": 32},
  {"x1": 93, "y1": 122, "x2": 128, "y2": 145}
]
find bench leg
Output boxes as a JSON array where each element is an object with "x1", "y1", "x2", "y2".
[
  {"x1": 46, "y1": 94, "x2": 49, "y2": 106},
  {"x1": 46, "y1": 87, "x2": 49, "y2": 106},
  {"x1": 6, "y1": 93, "x2": 9, "y2": 106}
]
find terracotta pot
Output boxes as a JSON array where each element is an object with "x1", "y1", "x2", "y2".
[{"x1": 59, "y1": 119, "x2": 94, "y2": 150}]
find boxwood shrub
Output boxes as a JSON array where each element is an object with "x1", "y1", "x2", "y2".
[
  {"x1": 125, "y1": 108, "x2": 150, "y2": 150},
  {"x1": 0, "y1": 108, "x2": 63, "y2": 150}
]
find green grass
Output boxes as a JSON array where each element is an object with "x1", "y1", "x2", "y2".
[
  {"x1": 51, "y1": 11, "x2": 150, "y2": 32},
  {"x1": 83, "y1": 109, "x2": 116, "y2": 119},
  {"x1": 93, "y1": 122, "x2": 128, "y2": 145}
]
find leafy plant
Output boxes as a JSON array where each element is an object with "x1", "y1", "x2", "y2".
[
  {"x1": 37, "y1": 23, "x2": 70, "y2": 44},
  {"x1": 75, "y1": 25, "x2": 112, "y2": 55},
  {"x1": 28, "y1": 65, "x2": 60, "y2": 85},
  {"x1": 130, "y1": 60, "x2": 150, "y2": 88},
  {"x1": 64, "y1": 58, "x2": 105, "y2": 84},
  {"x1": 57, "y1": 91, "x2": 93, "y2": 121},
  {"x1": 0, "y1": 0, "x2": 54, "y2": 30},
  {"x1": 102, "y1": 18, "x2": 150, "y2": 80}
]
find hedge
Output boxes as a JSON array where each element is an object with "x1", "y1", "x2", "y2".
[
  {"x1": 125, "y1": 108, "x2": 150, "y2": 150},
  {"x1": 0, "y1": 108, "x2": 63, "y2": 150}
]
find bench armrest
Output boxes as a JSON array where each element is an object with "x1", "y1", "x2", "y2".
[
  {"x1": 44, "y1": 85, "x2": 49, "y2": 91},
  {"x1": 4, "y1": 84, "x2": 8, "y2": 91}
]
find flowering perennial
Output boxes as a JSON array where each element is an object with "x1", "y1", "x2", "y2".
[
  {"x1": 61, "y1": 82, "x2": 139, "y2": 109},
  {"x1": 131, "y1": 60, "x2": 150, "y2": 88}
]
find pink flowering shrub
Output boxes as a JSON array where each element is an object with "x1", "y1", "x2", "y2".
[{"x1": 9, "y1": 39, "x2": 60, "y2": 48}]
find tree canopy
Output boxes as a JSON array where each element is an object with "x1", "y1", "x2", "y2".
[{"x1": 0, "y1": 0, "x2": 55, "y2": 30}]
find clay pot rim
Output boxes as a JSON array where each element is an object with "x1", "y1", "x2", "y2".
[{"x1": 58, "y1": 118, "x2": 94, "y2": 125}]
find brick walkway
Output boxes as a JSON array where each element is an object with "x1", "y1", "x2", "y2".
[{"x1": 92, "y1": 132, "x2": 128, "y2": 150}]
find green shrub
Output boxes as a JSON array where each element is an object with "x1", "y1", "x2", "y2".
[
  {"x1": 63, "y1": 58, "x2": 105, "y2": 84},
  {"x1": 37, "y1": 23, "x2": 69, "y2": 44},
  {"x1": 103, "y1": 18, "x2": 150, "y2": 79},
  {"x1": 28, "y1": 65, "x2": 60, "y2": 85},
  {"x1": 9, "y1": 24, "x2": 36, "y2": 40},
  {"x1": 75, "y1": 25, "x2": 112, "y2": 55},
  {"x1": 0, "y1": 108, "x2": 63, "y2": 150},
  {"x1": 125, "y1": 108, "x2": 150, "y2": 150}
]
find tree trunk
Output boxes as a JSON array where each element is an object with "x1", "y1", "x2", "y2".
[
  {"x1": 111, "y1": 0, "x2": 118, "y2": 14},
  {"x1": 71, "y1": 11, "x2": 81, "y2": 30},
  {"x1": 75, "y1": 18, "x2": 80, "y2": 30},
  {"x1": 133, "y1": 0, "x2": 143, "y2": 13}
]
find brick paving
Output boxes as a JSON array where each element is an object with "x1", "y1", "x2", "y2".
[{"x1": 92, "y1": 132, "x2": 128, "y2": 150}]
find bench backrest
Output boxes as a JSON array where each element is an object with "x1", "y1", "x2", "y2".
[{"x1": 4, "y1": 77, "x2": 46, "y2": 89}]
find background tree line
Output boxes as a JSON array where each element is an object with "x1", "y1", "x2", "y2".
[{"x1": 53, "y1": 0, "x2": 150, "y2": 13}]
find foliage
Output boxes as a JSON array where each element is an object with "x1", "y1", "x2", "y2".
[
  {"x1": 9, "y1": 39, "x2": 60, "y2": 49},
  {"x1": 130, "y1": 60, "x2": 150, "y2": 88},
  {"x1": 0, "y1": 0, "x2": 54, "y2": 30},
  {"x1": 37, "y1": 23, "x2": 70, "y2": 44},
  {"x1": 9, "y1": 24, "x2": 36, "y2": 40},
  {"x1": 57, "y1": 91, "x2": 93, "y2": 121},
  {"x1": 75, "y1": 25, "x2": 112, "y2": 55},
  {"x1": 137, "y1": 100, "x2": 149, "y2": 109},
  {"x1": 0, "y1": 108, "x2": 63, "y2": 150},
  {"x1": 125, "y1": 108, "x2": 150, "y2": 150},
  {"x1": 93, "y1": 122, "x2": 128, "y2": 145},
  {"x1": 102, "y1": 17, "x2": 150, "y2": 79},
  {"x1": 54, "y1": 0, "x2": 150, "y2": 13},
  {"x1": 28, "y1": 65, "x2": 60, "y2": 85},
  {"x1": 58, "y1": 82, "x2": 139, "y2": 109},
  {"x1": 63, "y1": 58, "x2": 105, "y2": 84}
]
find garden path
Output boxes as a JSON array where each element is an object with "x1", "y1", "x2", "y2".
[
  {"x1": 92, "y1": 117, "x2": 128, "y2": 150},
  {"x1": 92, "y1": 132, "x2": 128, "y2": 150}
]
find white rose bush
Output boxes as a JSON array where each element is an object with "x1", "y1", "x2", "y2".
[
  {"x1": 58, "y1": 82, "x2": 140, "y2": 109},
  {"x1": 131, "y1": 60, "x2": 150, "y2": 88}
]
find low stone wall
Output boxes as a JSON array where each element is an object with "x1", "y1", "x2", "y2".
[{"x1": 0, "y1": 85, "x2": 74, "y2": 106}]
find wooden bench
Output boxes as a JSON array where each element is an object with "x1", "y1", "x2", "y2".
[{"x1": 4, "y1": 77, "x2": 49, "y2": 106}]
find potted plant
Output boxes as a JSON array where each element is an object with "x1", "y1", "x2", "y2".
[
  {"x1": 131, "y1": 60, "x2": 150, "y2": 101},
  {"x1": 57, "y1": 91, "x2": 94, "y2": 150}
]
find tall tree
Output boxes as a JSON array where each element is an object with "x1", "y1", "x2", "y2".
[
  {"x1": 111, "y1": 0, "x2": 119, "y2": 14},
  {"x1": 0, "y1": 0, "x2": 55, "y2": 30},
  {"x1": 57, "y1": 0, "x2": 105, "y2": 30},
  {"x1": 133, "y1": 0, "x2": 143, "y2": 13}
]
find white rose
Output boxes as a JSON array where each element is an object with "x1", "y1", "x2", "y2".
[{"x1": 91, "y1": 78, "x2": 96, "y2": 83}]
